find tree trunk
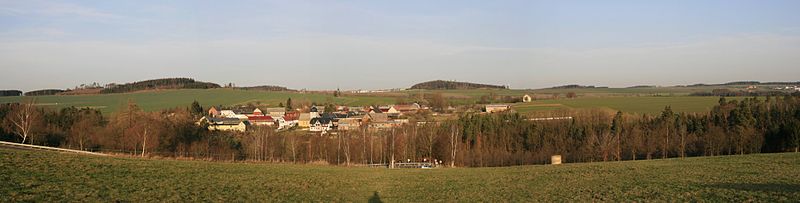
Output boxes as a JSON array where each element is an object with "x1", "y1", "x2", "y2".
[{"x1": 141, "y1": 128, "x2": 148, "y2": 157}]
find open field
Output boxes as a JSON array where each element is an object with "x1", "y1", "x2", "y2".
[
  {"x1": 0, "y1": 89, "x2": 398, "y2": 114},
  {"x1": 2, "y1": 148, "x2": 799, "y2": 202},
  {"x1": 513, "y1": 96, "x2": 747, "y2": 115},
  {"x1": 0, "y1": 88, "x2": 740, "y2": 115}
]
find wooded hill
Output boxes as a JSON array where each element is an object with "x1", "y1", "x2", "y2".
[
  {"x1": 0, "y1": 90, "x2": 22, "y2": 97},
  {"x1": 24, "y1": 89, "x2": 66, "y2": 96},
  {"x1": 410, "y1": 80, "x2": 507, "y2": 90},
  {"x1": 101, "y1": 78, "x2": 220, "y2": 94},
  {"x1": 235, "y1": 85, "x2": 295, "y2": 91}
]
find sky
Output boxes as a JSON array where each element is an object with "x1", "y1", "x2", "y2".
[{"x1": 1, "y1": 0, "x2": 800, "y2": 91}]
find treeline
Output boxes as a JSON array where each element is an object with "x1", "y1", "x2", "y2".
[
  {"x1": 1, "y1": 96, "x2": 799, "y2": 166},
  {"x1": 549, "y1": 84, "x2": 607, "y2": 89},
  {"x1": 0, "y1": 90, "x2": 22, "y2": 97},
  {"x1": 410, "y1": 80, "x2": 507, "y2": 90},
  {"x1": 101, "y1": 78, "x2": 220, "y2": 94},
  {"x1": 687, "y1": 81, "x2": 800, "y2": 87},
  {"x1": 235, "y1": 85, "x2": 295, "y2": 91},
  {"x1": 23, "y1": 89, "x2": 66, "y2": 96},
  {"x1": 690, "y1": 89, "x2": 800, "y2": 97}
]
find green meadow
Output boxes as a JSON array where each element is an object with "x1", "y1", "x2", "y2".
[
  {"x1": 2, "y1": 148, "x2": 798, "y2": 202},
  {"x1": 513, "y1": 96, "x2": 743, "y2": 115},
  {"x1": 0, "y1": 88, "x2": 746, "y2": 115},
  {"x1": 0, "y1": 89, "x2": 397, "y2": 115}
]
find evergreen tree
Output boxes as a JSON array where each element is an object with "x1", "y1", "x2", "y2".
[
  {"x1": 190, "y1": 101, "x2": 203, "y2": 117},
  {"x1": 286, "y1": 98, "x2": 293, "y2": 111}
]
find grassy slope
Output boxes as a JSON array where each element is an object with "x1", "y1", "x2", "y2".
[
  {"x1": 2, "y1": 148, "x2": 799, "y2": 202},
  {"x1": 0, "y1": 89, "x2": 397, "y2": 115},
  {"x1": 513, "y1": 96, "x2": 742, "y2": 115},
  {"x1": 0, "y1": 88, "x2": 743, "y2": 115}
]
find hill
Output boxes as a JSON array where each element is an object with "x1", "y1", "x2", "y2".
[
  {"x1": 23, "y1": 89, "x2": 66, "y2": 96},
  {"x1": 0, "y1": 90, "x2": 22, "y2": 97},
  {"x1": 549, "y1": 84, "x2": 607, "y2": 89},
  {"x1": 410, "y1": 80, "x2": 507, "y2": 90},
  {"x1": 1, "y1": 148, "x2": 798, "y2": 201},
  {"x1": 100, "y1": 78, "x2": 220, "y2": 94},
  {"x1": 0, "y1": 89, "x2": 398, "y2": 114},
  {"x1": 235, "y1": 85, "x2": 295, "y2": 91}
]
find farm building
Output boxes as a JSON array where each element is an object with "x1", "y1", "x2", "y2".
[
  {"x1": 198, "y1": 117, "x2": 249, "y2": 132},
  {"x1": 338, "y1": 117, "x2": 362, "y2": 131},
  {"x1": 208, "y1": 107, "x2": 220, "y2": 117},
  {"x1": 298, "y1": 113, "x2": 312, "y2": 128},
  {"x1": 252, "y1": 108, "x2": 264, "y2": 115},
  {"x1": 485, "y1": 104, "x2": 511, "y2": 113},
  {"x1": 266, "y1": 108, "x2": 286, "y2": 117},
  {"x1": 247, "y1": 115, "x2": 275, "y2": 126},
  {"x1": 392, "y1": 103, "x2": 421, "y2": 115}
]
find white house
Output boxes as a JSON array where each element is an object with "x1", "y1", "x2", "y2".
[
  {"x1": 219, "y1": 110, "x2": 238, "y2": 118},
  {"x1": 309, "y1": 118, "x2": 334, "y2": 132}
]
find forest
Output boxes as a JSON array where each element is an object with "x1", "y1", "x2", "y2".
[
  {"x1": 235, "y1": 85, "x2": 295, "y2": 92},
  {"x1": 23, "y1": 89, "x2": 66, "y2": 96},
  {"x1": 1, "y1": 96, "x2": 799, "y2": 167},
  {"x1": 101, "y1": 78, "x2": 221, "y2": 94},
  {"x1": 409, "y1": 80, "x2": 507, "y2": 90},
  {"x1": 0, "y1": 90, "x2": 22, "y2": 97}
]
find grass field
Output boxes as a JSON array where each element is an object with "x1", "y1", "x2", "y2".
[
  {"x1": 513, "y1": 96, "x2": 742, "y2": 115},
  {"x1": 0, "y1": 88, "x2": 742, "y2": 115},
  {"x1": 2, "y1": 148, "x2": 799, "y2": 202},
  {"x1": 0, "y1": 89, "x2": 398, "y2": 115}
]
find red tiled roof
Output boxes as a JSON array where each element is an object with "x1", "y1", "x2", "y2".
[{"x1": 247, "y1": 115, "x2": 274, "y2": 122}]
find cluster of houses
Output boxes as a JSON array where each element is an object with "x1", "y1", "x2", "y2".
[
  {"x1": 773, "y1": 86, "x2": 800, "y2": 92},
  {"x1": 197, "y1": 103, "x2": 425, "y2": 133},
  {"x1": 197, "y1": 94, "x2": 533, "y2": 133}
]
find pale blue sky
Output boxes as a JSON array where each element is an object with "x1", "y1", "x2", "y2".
[{"x1": 1, "y1": 0, "x2": 800, "y2": 91}]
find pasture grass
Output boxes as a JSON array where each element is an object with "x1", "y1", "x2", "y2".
[
  {"x1": 2, "y1": 148, "x2": 799, "y2": 202},
  {"x1": 0, "y1": 88, "x2": 748, "y2": 115},
  {"x1": 0, "y1": 89, "x2": 397, "y2": 115},
  {"x1": 514, "y1": 96, "x2": 747, "y2": 114}
]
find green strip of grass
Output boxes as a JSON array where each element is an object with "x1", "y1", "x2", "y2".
[{"x1": 2, "y1": 148, "x2": 798, "y2": 202}]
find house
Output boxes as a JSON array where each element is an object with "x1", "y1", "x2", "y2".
[
  {"x1": 364, "y1": 112, "x2": 389, "y2": 123},
  {"x1": 219, "y1": 110, "x2": 237, "y2": 118},
  {"x1": 392, "y1": 103, "x2": 421, "y2": 115},
  {"x1": 266, "y1": 108, "x2": 286, "y2": 118},
  {"x1": 338, "y1": 117, "x2": 362, "y2": 131},
  {"x1": 198, "y1": 117, "x2": 249, "y2": 132},
  {"x1": 252, "y1": 108, "x2": 264, "y2": 115},
  {"x1": 247, "y1": 115, "x2": 275, "y2": 126},
  {"x1": 378, "y1": 106, "x2": 392, "y2": 113},
  {"x1": 523, "y1": 95, "x2": 532, "y2": 103},
  {"x1": 348, "y1": 106, "x2": 366, "y2": 114},
  {"x1": 309, "y1": 118, "x2": 334, "y2": 132},
  {"x1": 208, "y1": 107, "x2": 220, "y2": 117},
  {"x1": 276, "y1": 116, "x2": 298, "y2": 130},
  {"x1": 485, "y1": 104, "x2": 511, "y2": 113},
  {"x1": 298, "y1": 113, "x2": 312, "y2": 128},
  {"x1": 310, "y1": 106, "x2": 321, "y2": 118}
]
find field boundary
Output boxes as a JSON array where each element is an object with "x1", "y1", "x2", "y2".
[{"x1": 0, "y1": 141, "x2": 107, "y2": 156}]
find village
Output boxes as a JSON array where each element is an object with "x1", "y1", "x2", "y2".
[{"x1": 196, "y1": 94, "x2": 532, "y2": 133}]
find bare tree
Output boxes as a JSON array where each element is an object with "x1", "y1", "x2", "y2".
[
  {"x1": 449, "y1": 124, "x2": 459, "y2": 167},
  {"x1": 3, "y1": 99, "x2": 41, "y2": 144}
]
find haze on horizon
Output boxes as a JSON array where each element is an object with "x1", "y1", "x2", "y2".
[{"x1": 1, "y1": 0, "x2": 799, "y2": 92}]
